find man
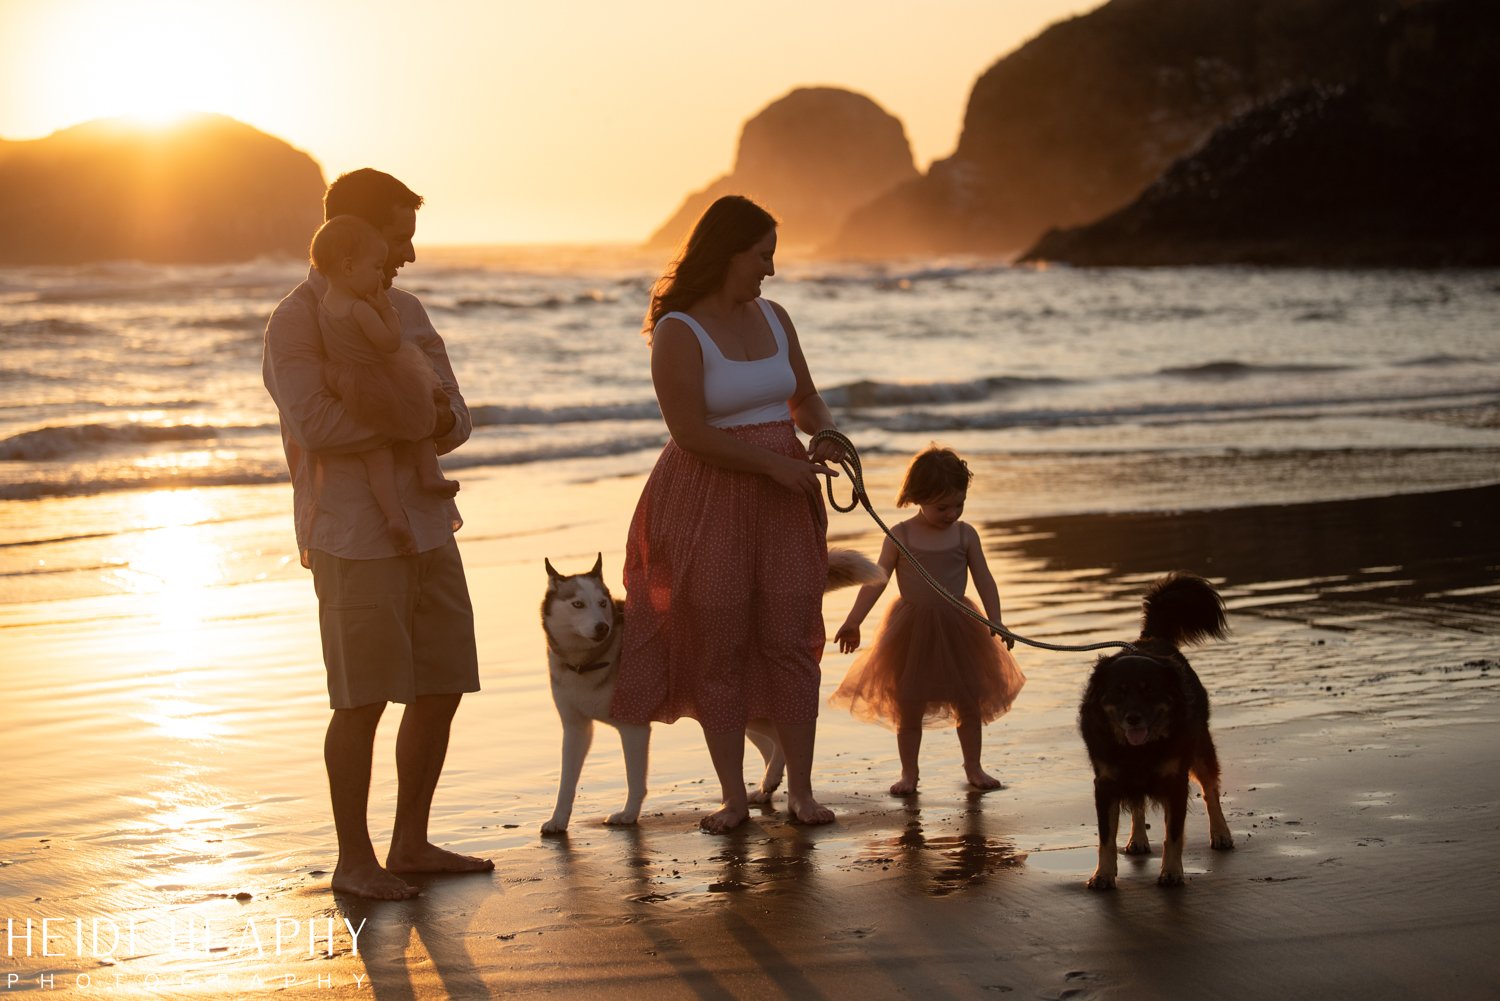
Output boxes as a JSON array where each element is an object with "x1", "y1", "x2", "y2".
[{"x1": 263, "y1": 168, "x2": 492, "y2": 899}]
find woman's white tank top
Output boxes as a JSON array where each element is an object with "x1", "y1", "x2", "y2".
[{"x1": 658, "y1": 299, "x2": 795, "y2": 428}]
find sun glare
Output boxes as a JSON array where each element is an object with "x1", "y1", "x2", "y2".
[
  {"x1": 12, "y1": 1, "x2": 269, "y2": 135},
  {"x1": 115, "y1": 490, "x2": 227, "y2": 643}
]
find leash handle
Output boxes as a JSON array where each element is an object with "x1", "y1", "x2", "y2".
[{"x1": 809, "y1": 429, "x2": 1135, "y2": 655}]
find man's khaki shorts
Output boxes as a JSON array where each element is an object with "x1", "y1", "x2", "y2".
[{"x1": 310, "y1": 540, "x2": 479, "y2": 709}]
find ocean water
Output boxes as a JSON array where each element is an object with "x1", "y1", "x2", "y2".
[{"x1": 2, "y1": 248, "x2": 1498, "y2": 597}]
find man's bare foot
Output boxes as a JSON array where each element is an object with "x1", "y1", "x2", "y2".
[
  {"x1": 700, "y1": 804, "x2": 749, "y2": 834},
  {"x1": 889, "y1": 772, "x2": 919, "y2": 796},
  {"x1": 387, "y1": 517, "x2": 417, "y2": 556},
  {"x1": 331, "y1": 863, "x2": 420, "y2": 900},
  {"x1": 787, "y1": 794, "x2": 835, "y2": 825},
  {"x1": 386, "y1": 843, "x2": 494, "y2": 874},
  {"x1": 965, "y1": 765, "x2": 1002, "y2": 790}
]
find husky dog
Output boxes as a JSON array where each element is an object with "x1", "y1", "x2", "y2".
[
  {"x1": 1079, "y1": 572, "x2": 1234, "y2": 889},
  {"x1": 540, "y1": 549, "x2": 883, "y2": 834}
]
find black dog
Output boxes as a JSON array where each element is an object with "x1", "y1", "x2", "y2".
[{"x1": 1079, "y1": 572, "x2": 1234, "y2": 889}]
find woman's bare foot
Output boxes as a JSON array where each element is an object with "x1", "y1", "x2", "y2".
[
  {"x1": 331, "y1": 862, "x2": 420, "y2": 900},
  {"x1": 965, "y1": 765, "x2": 1002, "y2": 790},
  {"x1": 787, "y1": 794, "x2": 835, "y2": 825},
  {"x1": 386, "y1": 843, "x2": 494, "y2": 874},
  {"x1": 700, "y1": 803, "x2": 749, "y2": 834},
  {"x1": 387, "y1": 516, "x2": 417, "y2": 556},
  {"x1": 889, "y1": 772, "x2": 919, "y2": 796}
]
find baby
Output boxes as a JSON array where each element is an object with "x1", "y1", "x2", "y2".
[{"x1": 309, "y1": 215, "x2": 459, "y2": 553}]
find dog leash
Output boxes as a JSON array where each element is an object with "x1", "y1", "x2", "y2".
[{"x1": 809, "y1": 428, "x2": 1135, "y2": 654}]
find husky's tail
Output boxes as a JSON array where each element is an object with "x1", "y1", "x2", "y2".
[
  {"x1": 825, "y1": 547, "x2": 886, "y2": 592},
  {"x1": 1140, "y1": 571, "x2": 1227, "y2": 648}
]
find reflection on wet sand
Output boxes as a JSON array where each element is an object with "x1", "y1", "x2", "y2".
[{"x1": 855, "y1": 794, "x2": 1026, "y2": 897}]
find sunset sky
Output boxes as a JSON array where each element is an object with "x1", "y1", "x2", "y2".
[{"x1": 0, "y1": 0, "x2": 1097, "y2": 245}]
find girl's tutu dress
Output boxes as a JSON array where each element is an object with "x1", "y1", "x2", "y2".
[{"x1": 832, "y1": 524, "x2": 1024, "y2": 730}]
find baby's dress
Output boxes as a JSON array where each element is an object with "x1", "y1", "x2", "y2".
[
  {"x1": 319, "y1": 302, "x2": 440, "y2": 441},
  {"x1": 831, "y1": 523, "x2": 1024, "y2": 730}
]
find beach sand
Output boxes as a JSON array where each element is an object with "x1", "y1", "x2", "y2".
[{"x1": 2, "y1": 465, "x2": 1497, "y2": 998}]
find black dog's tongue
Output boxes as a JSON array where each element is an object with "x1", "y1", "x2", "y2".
[{"x1": 1126, "y1": 725, "x2": 1150, "y2": 746}]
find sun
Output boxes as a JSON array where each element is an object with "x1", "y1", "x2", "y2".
[{"x1": 3, "y1": 0, "x2": 278, "y2": 136}]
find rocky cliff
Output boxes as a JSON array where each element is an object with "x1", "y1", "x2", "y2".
[
  {"x1": 1022, "y1": 0, "x2": 1500, "y2": 266},
  {"x1": 829, "y1": 0, "x2": 1394, "y2": 257},
  {"x1": 646, "y1": 87, "x2": 919, "y2": 251},
  {"x1": 0, "y1": 113, "x2": 325, "y2": 264}
]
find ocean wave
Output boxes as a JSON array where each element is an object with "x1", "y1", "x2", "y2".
[
  {"x1": 858, "y1": 389, "x2": 1500, "y2": 434},
  {"x1": 173, "y1": 313, "x2": 266, "y2": 331},
  {"x1": 0, "y1": 560, "x2": 122, "y2": 576},
  {"x1": 443, "y1": 434, "x2": 665, "y2": 470},
  {"x1": 823, "y1": 375, "x2": 1063, "y2": 409},
  {"x1": 470, "y1": 401, "x2": 660, "y2": 427},
  {"x1": 24, "y1": 273, "x2": 295, "y2": 306},
  {"x1": 862, "y1": 409, "x2": 1096, "y2": 433},
  {"x1": 864, "y1": 400, "x2": 1352, "y2": 434},
  {"x1": 0, "y1": 367, "x2": 74, "y2": 386},
  {"x1": 1096, "y1": 304, "x2": 1222, "y2": 324},
  {"x1": 799, "y1": 262, "x2": 1012, "y2": 289},
  {"x1": 441, "y1": 296, "x2": 529, "y2": 311},
  {"x1": 1158, "y1": 360, "x2": 1348, "y2": 379},
  {"x1": 1, "y1": 317, "x2": 106, "y2": 341},
  {"x1": 0, "y1": 432, "x2": 666, "y2": 500},
  {"x1": 0, "y1": 423, "x2": 257, "y2": 461},
  {"x1": 1399, "y1": 353, "x2": 1484, "y2": 367},
  {"x1": 2, "y1": 405, "x2": 658, "y2": 464},
  {"x1": 437, "y1": 289, "x2": 620, "y2": 313},
  {"x1": 0, "y1": 468, "x2": 289, "y2": 501}
]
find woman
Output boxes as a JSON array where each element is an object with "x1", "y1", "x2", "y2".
[{"x1": 610, "y1": 195, "x2": 844, "y2": 832}]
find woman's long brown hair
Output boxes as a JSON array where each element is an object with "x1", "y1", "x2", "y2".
[{"x1": 643, "y1": 195, "x2": 776, "y2": 343}]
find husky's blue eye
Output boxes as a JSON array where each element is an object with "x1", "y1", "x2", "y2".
[{"x1": 572, "y1": 600, "x2": 585, "y2": 608}]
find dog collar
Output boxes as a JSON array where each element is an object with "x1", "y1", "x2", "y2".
[
  {"x1": 547, "y1": 634, "x2": 615, "y2": 674},
  {"x1": 563, "y1": 660, "x2": 612, "y2": 674}
]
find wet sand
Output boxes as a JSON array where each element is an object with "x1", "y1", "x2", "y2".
[{"x1": 2, "y1": 471, "x2": 1497, "y2": 998}]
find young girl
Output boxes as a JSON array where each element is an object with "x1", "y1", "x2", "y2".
[
  {"x1": 309, "y1": 215, "x2": 458, "y2": 554},
  {"x1": 831, "y1": 445, "x2": 1024, "y2": 795}
]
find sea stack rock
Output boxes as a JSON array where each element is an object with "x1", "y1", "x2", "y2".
[
  {"x1": 0, "y1": 113, "x2": 325, "y2": 264},
  {"x1": 647, "y1": 87, "x2": 919, "y2": 251},
  {"x1": 1021, "y1": 0, "x2": 1500, "y2": 267},
  {"x1": 828, "y1": 0, "x2": 1390, "y2": 258}
]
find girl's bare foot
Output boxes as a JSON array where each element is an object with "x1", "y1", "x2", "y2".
[
  {"x1": 746, "y1": 785, "x2": 776, "y2": 805},
  {"x1": 889, "y1": 772, "x2": 919, "y2": 796},
  {"x1": 965, "y1": 765, "x2": 1002, "y2": 790},
  {"x1": 700, "y1": 803, "x2": 749, "y2": 834},
  {"x1": 787, "y1": 794, "x2": 835, "y2": 825}
]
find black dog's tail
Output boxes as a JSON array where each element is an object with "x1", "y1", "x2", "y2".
[{"x1": 1140, "y1": 571, "x2": 1227, "y2": 648}]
